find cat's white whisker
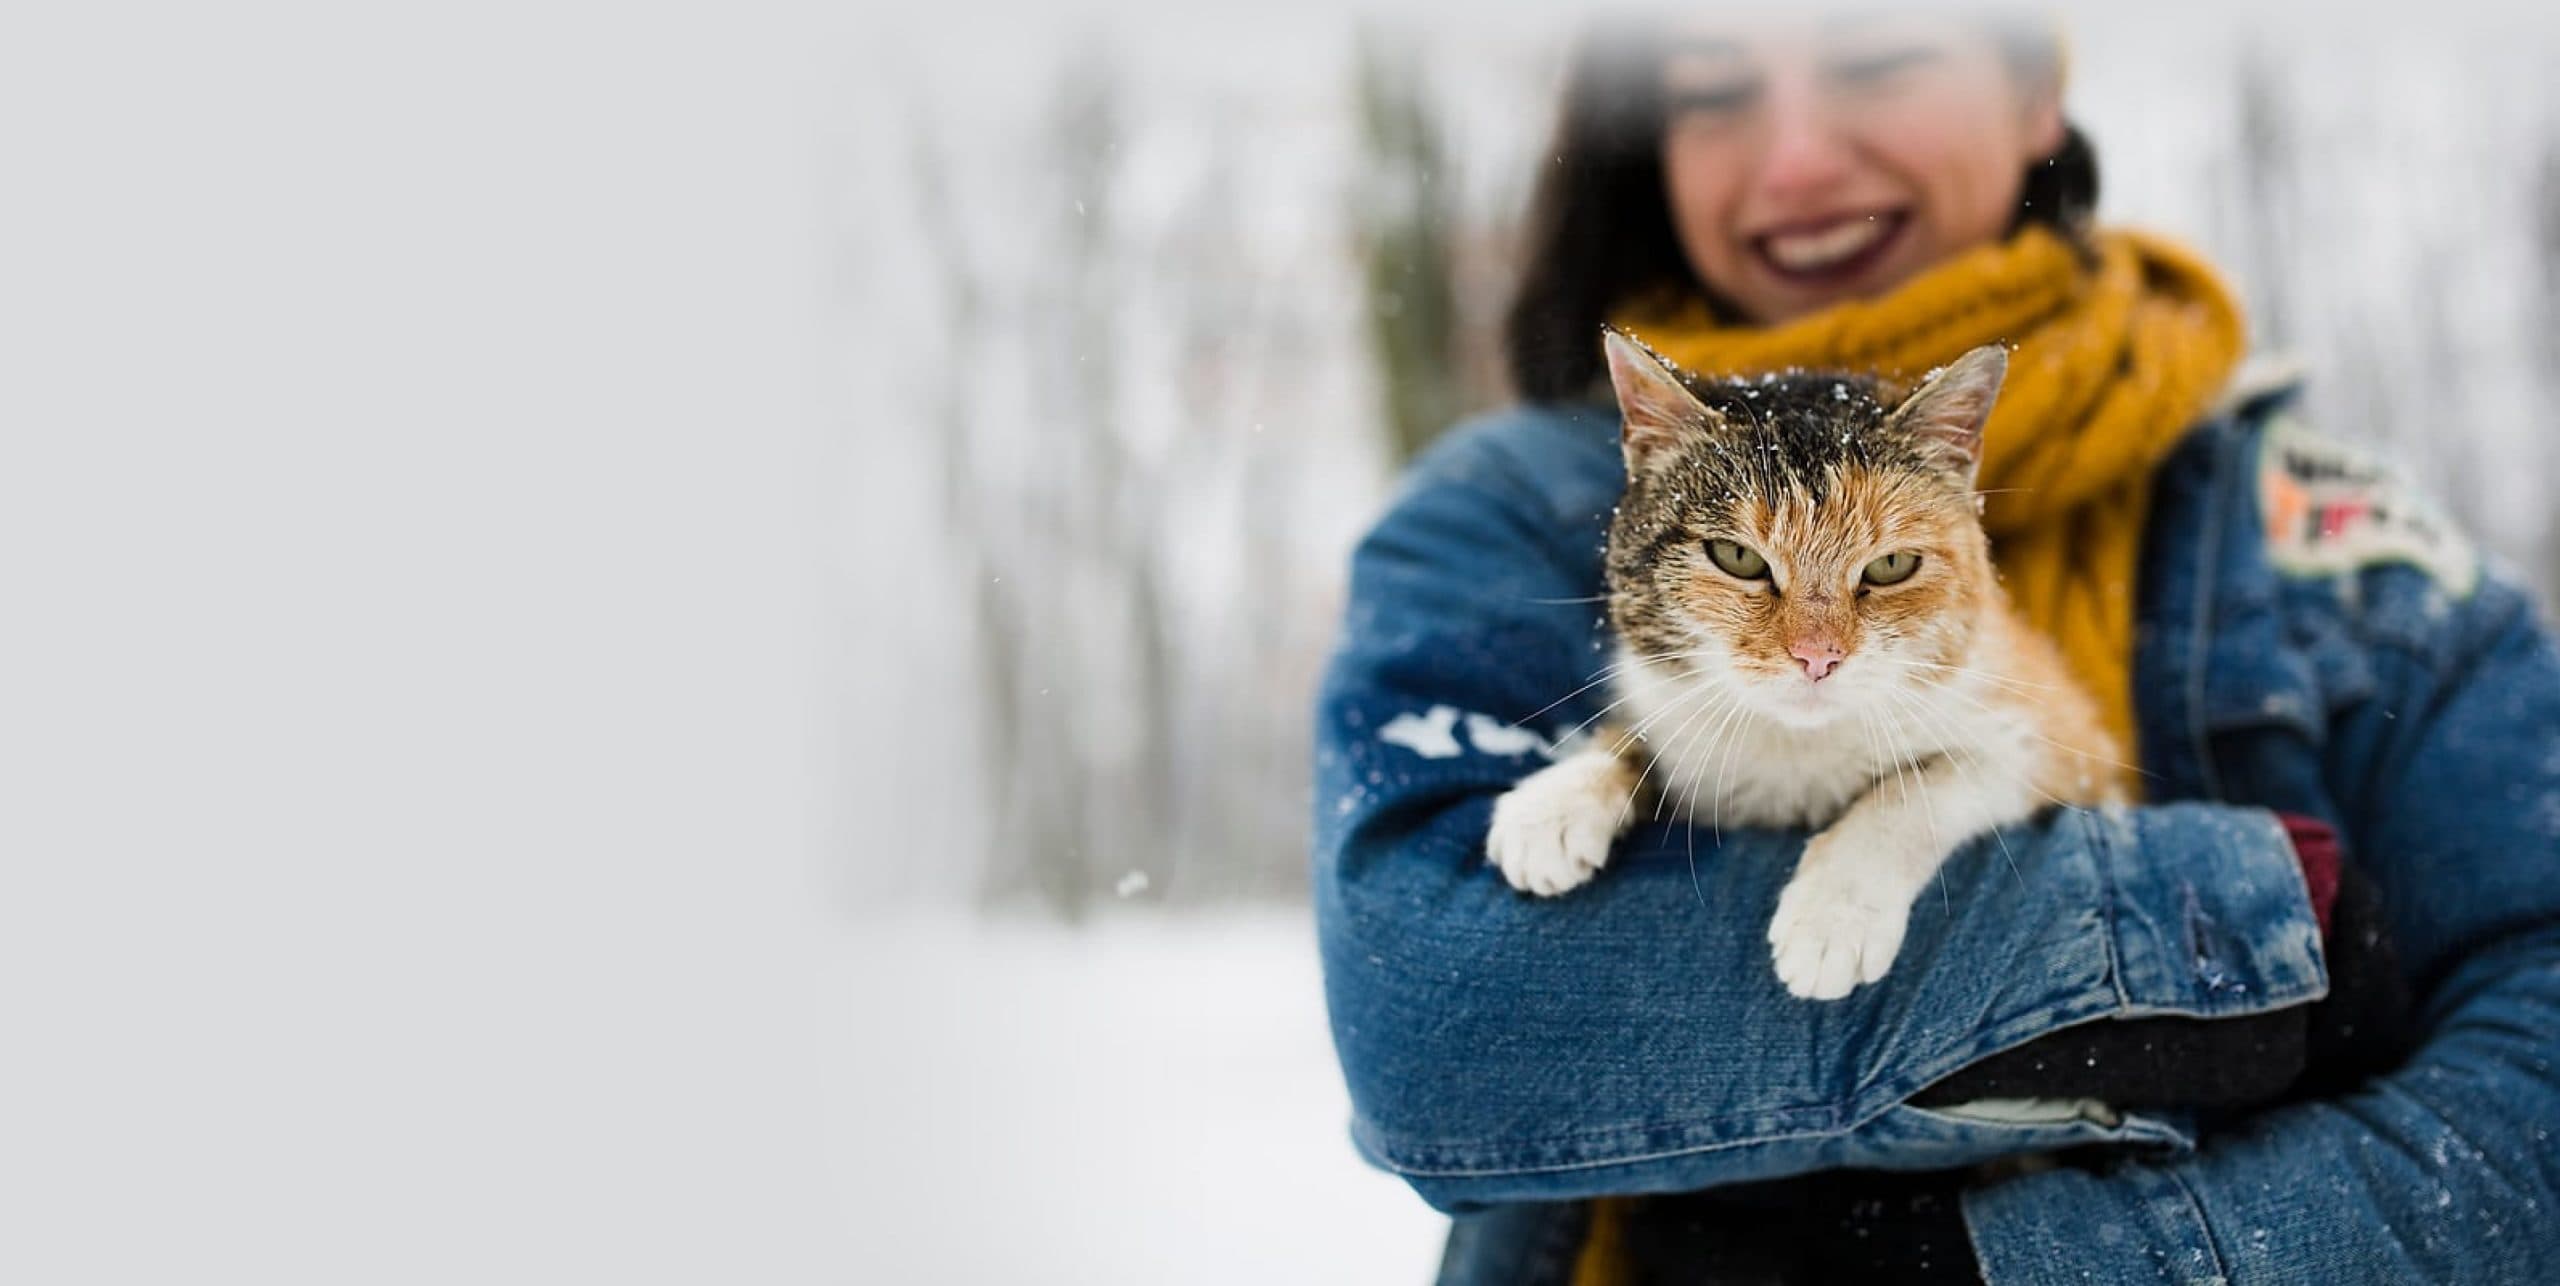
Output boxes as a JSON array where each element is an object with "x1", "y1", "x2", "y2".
[
  {"x1": 2031, "y1": 739, "x2": 2154, "y2": 780},
  {"x1": 1878, "y1": 682, "x2": 2032, "y2": 890},
  {"x1": 1556, "y1": 658, "x2": 1725, "y2": 744},
  {"x1": 1894, "y1": 665, "x2": 2157, "y2": 785},
  {"x1": 1878, "y1": 696, "x2": 1940, "y2": 850},
  {"x1": 1876, "y1": 701, "x2": 1917, "y2": 814},
  {"x1": 1652, "y1": 701, "x2": 1725, "y2": 824},
  {"x1": 1888, "y1": 715, "x2": 1962, "y2": 914},
  {"x1": 1623, "y1": 683, "x2": 1735, "y2": 830},
  {"x1": 1671, "y1": 681, "x2": 1754, "y2": 831},
  {"x1": 1858, "y1": 687, "x2": 1955, "y2": 915},
  {"x1": 1896, "y1": 657, "x2": 2061, "y2": 693},
  {"x1": 1887, "y1": 703, "x2": 1951, "y2": 914},
  {"x1": 1551, "y1": 686, "x2": 1661, "y2": 747},
  {"x1": 1617, "y1": 707, "x2": 1717, "y2": 833},
  {"x1": 1886, "y1": 670, "x2": 2086, "y2": 815},
  {"x1": 1516, "y1": 650, "x2": 1697, "y2": 725},
  {"x1": 1698, "y1": 689, "x2": 1758, "y2": 835},
  {"x1": 1850, "y1": 703, "x2": 1927, "y2": 910},
  {"x1": 1595, "y1": 669, "x2": 1719, "y2": 795}
]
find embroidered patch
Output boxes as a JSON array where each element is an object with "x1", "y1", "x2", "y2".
[{"x1": 2256, "y1": 415, "x2": 2476, "y2": 596}]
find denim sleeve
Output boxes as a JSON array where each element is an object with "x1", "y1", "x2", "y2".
[
  {"x1": 1312, "y1": 456, "x2": 2328, "y2": 1215},
  {"x1": 1963, "y1": 580, "x2": 2560, "y2": 1284}
]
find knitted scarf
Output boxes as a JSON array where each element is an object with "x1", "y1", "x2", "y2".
[{"x1": 1610, "y1": 224, "x2": 2246, "y2": 771}]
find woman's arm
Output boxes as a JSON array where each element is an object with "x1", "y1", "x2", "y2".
[
  {"x1": 1314, "y1": 428, "x2": 2329, "y2": 1213},
  {"x1": 1959, "y1": 577, "x2": 2560, "y2": 1283}
]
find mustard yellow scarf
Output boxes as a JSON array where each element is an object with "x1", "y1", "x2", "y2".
[{"x1": 1612, "y1": 224, "x2": 2245, "y2": 769}]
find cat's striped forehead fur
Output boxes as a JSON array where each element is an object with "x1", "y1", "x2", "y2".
[{"x1": 1605, "y1": 369, "x2": 1925, "y2": 564}]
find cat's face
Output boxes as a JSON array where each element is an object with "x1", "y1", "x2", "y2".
[{"x1": 1601, "y1": 333, "x2": 2005, "y2": 729}]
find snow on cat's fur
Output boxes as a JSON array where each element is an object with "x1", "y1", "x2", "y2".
[{"x1": 1486, "y1": 332, "x2": 2121, "y2": 1000}]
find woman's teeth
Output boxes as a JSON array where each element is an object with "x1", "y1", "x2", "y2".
[{"x1": 1762, "y1": 216, "x2": 1893, "y2": 273}]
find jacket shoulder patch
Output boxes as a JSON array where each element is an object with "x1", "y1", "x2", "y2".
[{"x1": 2256, "y1": 415, "x2": 2476, "y2": 597}]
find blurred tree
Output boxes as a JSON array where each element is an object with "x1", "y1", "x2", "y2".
[
  {"x1": 1352, "y1": 29, "x2": 1465, "y2": 465},
  {"x1": 1018, "y1": 48, "x2": 1180, "y2": 920},
  {"x1": 908, "y1": 120, "x2": 1079, "y2": 919},
  {"x1": 915, "y1": 48, "x2": 1187, "y2": 921},
  {"x1": 2532, "y1": 127, "x2": 2560, "y2": 605},
  {"x1": 2234, "y1": 44, "x2": 2295, "y2": 350}
]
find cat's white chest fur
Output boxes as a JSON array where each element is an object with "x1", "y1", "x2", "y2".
[{"x1": 1605, "y1": 644, "x2": 2039, "y2": 833}]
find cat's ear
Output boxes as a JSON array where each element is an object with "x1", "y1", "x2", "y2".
[
  {"x1": 1887, "y1": 344, "x2": 2008, "y2": 482},
  {"x1": 1603, "y1": 329, "x2": 1722, "y2": 475}
]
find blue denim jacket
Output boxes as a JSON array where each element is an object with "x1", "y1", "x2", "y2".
[{"x1": 1311, "y1": 386, "x2": 2560, "y2": 1283}]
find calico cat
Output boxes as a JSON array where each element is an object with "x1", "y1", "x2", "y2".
[{"x1": 1487, "y1": 331, "x2": 2122, "y2": 1000}]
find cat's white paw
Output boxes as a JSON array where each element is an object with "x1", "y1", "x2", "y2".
[
  {"x1": 1767, "y1": 845, "x2": 1912, "y2": 1000},
  {"x1": 1486, "y1": 756, "x2": 1628, "y2": 897}
]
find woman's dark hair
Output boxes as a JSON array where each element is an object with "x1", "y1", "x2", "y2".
[{"x1": 1503, "y1": 23, "x2": 2099, "y2": 402}]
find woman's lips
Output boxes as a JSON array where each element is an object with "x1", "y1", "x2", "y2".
[{"x1": 1751, "y1": 210, "x2": 1910, "y2": 287}]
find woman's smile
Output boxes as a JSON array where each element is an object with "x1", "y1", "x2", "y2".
[{"x1": 1751, "y1": 208, "x2": 1910, "y2": 289}]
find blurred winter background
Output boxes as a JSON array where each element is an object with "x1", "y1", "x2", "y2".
[
  {"x1": 9, "y1": 3, "x2": 2560, "y2": 1284},
  {"x1": 836, "y1": 7, "x2": 2560, "y2": 1282}
]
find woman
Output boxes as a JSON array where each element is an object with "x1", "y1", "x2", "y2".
[{"x1": 1312, "y1": 15, "x2": 2560, "y2": 1285}]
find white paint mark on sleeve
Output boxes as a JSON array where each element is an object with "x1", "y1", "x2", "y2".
[
  {"x1": 1378, "y1": 705, "x2": 1464, "y2": 759},
  {"x1": 1464, "y1": 713, "x2": 1553, "y2": 758}
]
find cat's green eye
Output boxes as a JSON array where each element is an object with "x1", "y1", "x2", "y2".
[
  {"x1": 1705, "y1": 538, "x2": 1769, "y2": 580},
  {"x1": 1862, "y1": 551, "x2": 1922, "y2": 586}
]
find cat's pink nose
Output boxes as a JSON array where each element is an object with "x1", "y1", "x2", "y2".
[{"x1": 1789, "y1": 640, "x2": 1846, "y2": 681}]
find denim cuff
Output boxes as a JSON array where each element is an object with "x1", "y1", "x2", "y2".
[
  {"x1": 1961, "y1": 1162, "x2": 2226, "y2": 1286},
  {"x1": 2094, "y1": 803, "x2": 2330, "y2": 1018}
]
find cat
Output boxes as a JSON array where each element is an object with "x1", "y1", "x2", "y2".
[{"x1": 1486, "y1": 331, "x2": 2122, "y2": 1000}]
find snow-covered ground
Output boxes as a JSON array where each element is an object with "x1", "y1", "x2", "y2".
[{"x1": 824, "y1": 911, "x2": 1445, "y2": 1284}]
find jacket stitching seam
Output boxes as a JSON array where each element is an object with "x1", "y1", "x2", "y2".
[
  {"x1": 2157, "y1": 1165, "x2": 2233, "y2": 1282},
  {"x1": 2090, "y1": 808, "x2": 2135, "y2": 1011},
  {"x1": 2187, "y1": 426, "x2": 2234, "y2": 802}
]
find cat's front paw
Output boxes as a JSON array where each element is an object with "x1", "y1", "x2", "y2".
[
  {"x1": 1486, "y1": 755, "x2": 1629, "y2": 897},
  {"x1": 1767, "y1": 845, "x2": 1912, "y2": 1000}
]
